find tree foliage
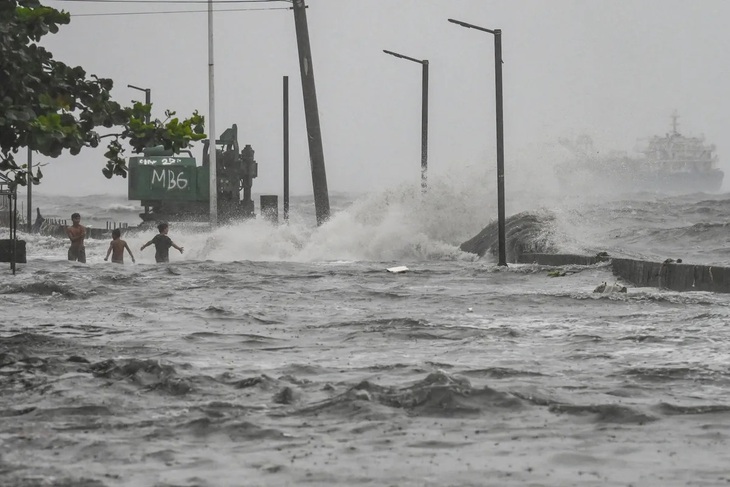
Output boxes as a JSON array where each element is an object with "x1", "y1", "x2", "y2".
[{"x1": 0, "y1": 0, "x2": 206, "y2": 187}]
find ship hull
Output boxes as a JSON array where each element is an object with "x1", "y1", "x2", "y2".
[{"x1": 557, "y1": 167, "x2": 724, "y2": 195}]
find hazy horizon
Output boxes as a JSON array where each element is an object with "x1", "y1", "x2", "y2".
[{"x1": 22, "y1": 0, "x2": 730, "y2": 202}]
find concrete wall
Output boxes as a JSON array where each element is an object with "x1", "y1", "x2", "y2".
[
  {"x1": 517, "y1": 253, "x2": 730, "y2": 294},
  {"x1": 0, "y1": 239, "x2": 27, "y2": 264},
  {"x1": 516, "y1": 253, "x2": 608, "y2": 267}
]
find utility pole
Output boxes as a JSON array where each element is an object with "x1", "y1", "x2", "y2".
[
  {"x1": 207, "y1": 0, "x2": 218, "y2": 226},
  {"x1": 283, "y1": 75, "x2": 290, "y2": 222},
  {"x1": 292, "y1": 0, "x2": 330, "y2": 225}
]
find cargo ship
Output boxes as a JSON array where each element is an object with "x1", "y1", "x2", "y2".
[{"x1": 555, "y1": 112, "x2": 723, "y2": 194}]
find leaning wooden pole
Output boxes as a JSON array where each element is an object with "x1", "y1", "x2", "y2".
[{"x1": 292, "y1": 0, "x2": 330, "y2": 225}]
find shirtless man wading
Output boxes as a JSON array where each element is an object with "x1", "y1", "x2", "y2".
[{"x1": 66, "y1": 212, "x2": 86, "y2": 263}]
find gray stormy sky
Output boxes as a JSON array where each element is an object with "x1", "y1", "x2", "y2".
[{"x1": 34, "y1": 0, "x2": 730, "y2": 198}]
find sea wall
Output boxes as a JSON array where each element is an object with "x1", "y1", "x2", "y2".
[
  {"x1": 517, "y1": 253, "x2": 730, "y2": 294},
  {"x1": 32, "y1": 223, "x2": 108, "y2": 240}
]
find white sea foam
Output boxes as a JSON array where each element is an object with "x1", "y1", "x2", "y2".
[{"x1": 152, "y1": 176, "x2": 492, "y2": 263}]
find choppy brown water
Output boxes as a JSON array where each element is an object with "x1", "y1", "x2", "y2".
[{"x1": 2, "y1": 257, "x2": 730, "y2": 487}]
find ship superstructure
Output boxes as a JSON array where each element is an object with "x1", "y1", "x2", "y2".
[{"x1": 555, "y1": 112, "x2": 723, "y2": 194}]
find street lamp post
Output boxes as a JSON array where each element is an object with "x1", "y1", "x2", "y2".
[
  {"x1": 383, "y1": 49, "x2": 429, "y2": 192},
  {"x1": 127, "y1": 84, "x2": 151, "y2": 124},
  {"x1": 26, "y1": 148, "x2": 32, "y2": 234},
  {"x1": 448, "y1": 18, "x2": 506, "y2": 267},
  {"x1": 207, "y1": 0, "x2": 218, "y2": 227}
]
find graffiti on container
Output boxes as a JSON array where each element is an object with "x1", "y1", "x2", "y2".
[
  {"x1": 138, "y1": 157, "x2": 185, "y2": 165},
  {"x1": 151, "y1": 168, "x2": 189, "y2": 191}
]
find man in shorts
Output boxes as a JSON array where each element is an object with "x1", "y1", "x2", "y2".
[
  {"x1": 140, "y1": 222, "x2": 184, "y2": 263},
  {"x1": 66, "y1": 212, "x2": 86, "y2": 263}
]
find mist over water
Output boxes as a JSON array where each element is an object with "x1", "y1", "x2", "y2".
[
  {"x1": 23, "y1": 167, "x2": 500, "y2": 263},
  {"x1": 21, "y1": 162, "x2": 730, "y2": 266}
]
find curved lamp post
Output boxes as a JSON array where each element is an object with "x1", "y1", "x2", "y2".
[
  {"x1": 448, "y1": 18, "x2": 507, "y2": 267},
  {"x1": 127, "y1": 84, "x2": 151, "y2": 124},
  {"x1": 383, "y1": 49, "x2": 429, "y2": 193}
]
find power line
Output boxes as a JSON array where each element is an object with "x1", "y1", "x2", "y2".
[
  {"x1": 49, "y1": 0, "x2": 292, "y2": 17},
  {"x1": 70, "y1": 6, "x2": 290, "y2": 16},
  {"x1": 55, "y1": 0, "x2": 290, "y2": 4}
]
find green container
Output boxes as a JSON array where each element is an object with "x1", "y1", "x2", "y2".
[
  {"x1": 128, "y1": 156, "x2": 208, "y2": 201},
  {"x1": 197, "y1": 166, "x2": 210, "y2": 200}
]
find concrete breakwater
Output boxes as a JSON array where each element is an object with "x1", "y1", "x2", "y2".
[
  {"x1": 516, "y1": 253, "x2": 730, "y2": 294},
  {"x1": 459, "y1": 212, "x2": 730, "y2": 294}
]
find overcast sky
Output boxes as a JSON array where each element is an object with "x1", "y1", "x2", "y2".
[{"x1": 35, "y1": 0, "x2": 730, "y2": 198}]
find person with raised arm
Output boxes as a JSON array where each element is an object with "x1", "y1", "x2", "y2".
[{"x1": 140, "y1": 222, "x2": 184, "y2": 263}]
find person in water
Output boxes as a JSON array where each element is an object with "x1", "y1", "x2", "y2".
[
  {"x1": 104, "y1": 228, "x2": 136, "y2": 264},
  {"x1": 66, "y1": 212, "x2": 86, "y2": 263},
  {"x1": 140, "y1": 222, "x2": 184, "y2": 263}
]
